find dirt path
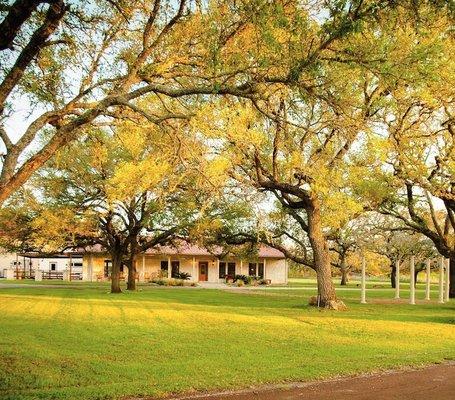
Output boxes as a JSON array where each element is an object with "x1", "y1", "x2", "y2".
[{"x1": 161, "y1": 362, "x2": 455, "y2": 400}]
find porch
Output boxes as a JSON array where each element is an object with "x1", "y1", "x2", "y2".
[{"x1": 83, "y1": 253, "x2": 287, "y2": 284}]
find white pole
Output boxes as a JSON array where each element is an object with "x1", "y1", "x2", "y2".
[
  {"x1": 167, "y1": 256, "x2": 171, "y2": 279},
  {"x1": 89, "y1": 254, "x2": 93, "y2": 282},
  {"x1": 360, "y1": 255, "x2": 366, "y2": 304},
  {"x1": 444, "y1": 258, "x2": 450, "y2": 302},
  {"x1": 394, "y1": 259, "x2": 400, "y2": 299},
  {"x1": 425, "y1": 259, "x2": 431, "y2": 301},
  {"x1": 410, "y1": 255, "x2": 415, "y2": 305},
  {"x1": 438, "y1": 256, "x2": 444, "y2": 304}
]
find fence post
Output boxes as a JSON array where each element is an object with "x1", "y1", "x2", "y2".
[
  {"x1": 63, "y1": 269, "x2": 70, "y2": 282},
  {"x1": 438, "y1": 256, "x2": 444, "y2": 304},
  {"x1": 5, "y1": 268, "x2": 15, "y2": 280},
  {"x1": 35, "y1": 270, "x2": 43, "y2": 282}
]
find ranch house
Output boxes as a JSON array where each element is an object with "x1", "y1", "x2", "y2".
[{"x1": 82, "y1": 243, "x2": 288, "y2": 284}]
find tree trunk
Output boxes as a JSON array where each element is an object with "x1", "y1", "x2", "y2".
[
  {"x1": 340, "y1": 267, "x2": 349, "y2": 286},
  {"x1": 126, "y1": 253, "x2": 137, "y2": 291},
  {"x1": 390, "y1": 263, "x2": 396, "y2": 288},
  {"x1": 450, "y1": 257, "x2": 455, "y2": 299},
  {"x1": 110, "y1": 249, "x2": 122, "y2": 294},
  {"x1": 307, "y1": 198, "x2": 345, "y2": 310}
]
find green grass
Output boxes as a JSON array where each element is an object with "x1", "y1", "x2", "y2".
[{"x1": 0, "y1": 280, "x2": 454, "y2": 400}]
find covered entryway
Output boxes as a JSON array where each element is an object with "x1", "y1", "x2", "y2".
[{"x1": 199, "y1": 261, "x2": 208, "y2": 281}]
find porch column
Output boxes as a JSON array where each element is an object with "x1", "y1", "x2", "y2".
[
  {"x1": 192, "y1": 257, "x2": 196, "y2": 282},
  {"x1": 285, "y1": 259, "x2": 289, "y2": 284},
  {"x1": 88, "y1": 254, "x2": 93, "y2": 282},
  {"x1": 425, "y1": 259, "x2": 431, "y2": 300},
  {"x1": 141, "y1": 254, "x2": 145, "y2": 282},
  {"x1": 69, "y1": 253, "x2": 72, "y2": 281},
  {"x1": 444, "y1": 258, "x2": 450, "y2": 302},
  {"x1": 240, "y1": 260, "x2": 243, "y2": 275},
  {"x1": 438, "y1": 256, "x2": 444, "y2": 303},
  {"x1": 216, "y1": 258, "x2": 220, "y2": 281},
  {"x1": 167, "y1": 256, "x2": 171, "y2": 279},
  {"x1": 263, "y1": 258, "x2": 267, "y2": 280}
]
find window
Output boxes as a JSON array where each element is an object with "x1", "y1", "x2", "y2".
[
  {"x1": 248, "y1": 263, "x2": 257, "y2": 276},
  {"x1": 104, "y1": 260, "x2": 112, "y2": 277},
  {"x1": 219, "y1": 262, "x2": 226, "y2": 278},
  {"x1": 171, "y1": 261, "x2": 180, "y2": 278},
  {"x1": 71, "y1": 262, "x2": 83, "y2": 268},
  {"x1": 161, "y1": 260, "x2": 179, "y2": 277},
  {"x1": 258, "y1": 263, "x2": 264, "y2": 278},
  {"x1": 103, "y1": 260, "x2": 123, "y2": 277},
  {"x1": 227, "y1": 262, "x2": 236, "y2": 277},
  {"x1": 50, "y1": 263, "x2": 57, "y2": 271}
]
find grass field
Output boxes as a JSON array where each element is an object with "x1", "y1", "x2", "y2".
[{"x1": 0, "y1": 280, "x2": 454, "y2": 400}]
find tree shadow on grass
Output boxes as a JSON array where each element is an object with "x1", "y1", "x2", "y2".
[{"x1": 1, "y1": 284, "x2": 454, "y2": 325}]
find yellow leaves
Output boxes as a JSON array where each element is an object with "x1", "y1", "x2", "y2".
[
  {"x1": 320, "y1": 190, "x2": 363, "y2": 231},
  {"x1": 192, "y1": 102, "x2": 265, "y2": 148},
  {"x1": 90, "y1": 140, "x2": 109, "y2": 170},
  {"x1": 189, "y1": 218, "x2": 223, "y2": 241},
  {"x1": 288, "y1": 150, "x2": 305, "y2": 171},
  {"x1": 348, "y1": 251, "x2": 389, "y2": 276},
  {"x1": 115, "y1": 124, "x2": 147, "y2": 160},
  {"x1": 107, "y1": 157, "x2": 171, "y2": 201},
  {"x1": 202, "y1": 156, "x2": 230, "y2": 188},
  {"x1": 30, "y1": 207, "x2": 95, "y2": 252}
]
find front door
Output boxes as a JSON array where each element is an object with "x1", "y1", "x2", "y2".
[{"x1": 199, "y1": 261, "x2": 208, "y2": 282}]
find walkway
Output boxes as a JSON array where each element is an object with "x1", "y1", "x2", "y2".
[{"x1": 162, "y1": 362, "x2": 455, "y2": 400}]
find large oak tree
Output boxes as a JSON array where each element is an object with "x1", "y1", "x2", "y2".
[{"x1": 0, "y1": 0, "x2": 419, "y2": 204}]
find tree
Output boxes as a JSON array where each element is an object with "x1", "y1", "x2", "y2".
[
  {"x1": 355, "y1": 215, "x2": 437, "y2": 287},
  {"x1": 192, "y1": 2, "x2": 451, "y2": 308},
  {"x1": 0, "y1": 0, "x2": 421, "y2": 204},
  {"x1": 330, "y1": 227, "x2": 359, "y2": 285},
  {"x1": 0, "y1": 189, "x2": 38, "y2": 253},
  {"x1": 28, "y1": 117, "x2": 208, "y2": 292},
  {"x1": 353, "y1": 8, "x2": 455, "y2": 296},
  {"x1": 0, "y1": 0, "x2": 242, "y2": 202}
]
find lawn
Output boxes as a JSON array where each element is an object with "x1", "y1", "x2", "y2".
[{"x1": 0, "y1": 280, "x2": 454, "y2": 400}]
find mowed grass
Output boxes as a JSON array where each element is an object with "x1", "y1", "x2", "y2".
[{"x1": 0, "y1": 281, "x2": 454, "y2": 400}]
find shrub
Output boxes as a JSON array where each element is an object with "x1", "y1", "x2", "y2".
[
  {"x1": 151, "y1": 277, "x2": 166, "y2": 286},
  {"x1": 168, "y1": 278, "x2": 184, "y2": 286},
  {"x1": 236, "y1": 279, "x2": 245, "y2": 287},
  {"x1": 150, "y1": 277, "x2": 184, "y2": 286},
  {"x1": 233, "y1": 274, "x2": 250, "y2": 284},
  {"x1": 175, "y1": 272, "x2": 191, "y2": 280}
]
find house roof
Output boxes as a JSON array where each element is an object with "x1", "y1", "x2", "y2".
[
  {"x1": 18, "y1": 252, "x2": 84, "y2": 259},
  {"x1": 83, "y1": 242, "x2": 285, "y2": 259}
]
